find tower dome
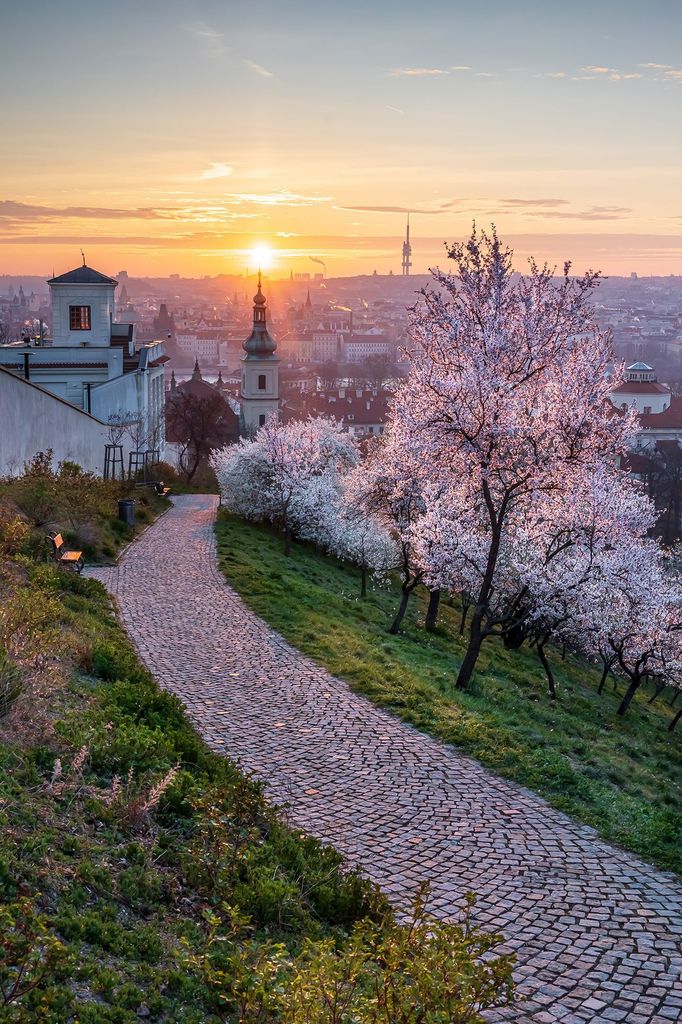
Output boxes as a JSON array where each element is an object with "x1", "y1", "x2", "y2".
[{"x1": 242, "y1": 275, "x2": 277, "y2": 357}]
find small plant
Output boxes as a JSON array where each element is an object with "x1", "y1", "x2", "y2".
[
  {"x1": 0, "y1": 899, "x2": 70, "y2": 1011},
  {"x1": 0, "y1": 652, "x2": 22, "y2": 719}
]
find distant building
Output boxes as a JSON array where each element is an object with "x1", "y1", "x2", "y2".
[
  {"x1": 609, "y1": 362, "x2": 682, "y2": 449},
  {"x1": 240, "y1": 276, "x2": 280, "y2": 434}
]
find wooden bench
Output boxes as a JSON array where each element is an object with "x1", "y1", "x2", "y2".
[
  {"x1": 48, "y1": 533, "x2": 84, "y2": 574},
  {"x1": 153, "y1": 482, "x2": 171, "y2": 497}
]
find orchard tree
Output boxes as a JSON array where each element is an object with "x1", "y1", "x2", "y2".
[
  {"x1": 398, "y1": 226, "x2": 637, "y2": 690},
  {"x1": 347, "y1": 422, "x2": 432, "y2": 634},
  {"x1": 211, "y1": 416, "x2": 357, "y2": 554},
  {"x1": 328, "y1": 502, "x2": 398, "y2": 597}
]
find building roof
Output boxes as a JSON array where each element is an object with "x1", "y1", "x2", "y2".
[
  {"x1": 610, "y1": 381, "x2": 671, "y2": 395},
  {"x1": 639, "y1": 396, "x2": 682, "y2": 430},
  {"x1": 47, "y1": 265, "x2": 118, "y2": 287},
  {"x1": 627, "y1": 361, "x2": 654, "y2": 371}
]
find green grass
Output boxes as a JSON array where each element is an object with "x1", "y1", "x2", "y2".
[
  {"x1": 0, "y1": 564, "x2": 383, "y2": 1022},
  {"x1": 215, "y1": 513, "x2": 682, "y2": 876}
]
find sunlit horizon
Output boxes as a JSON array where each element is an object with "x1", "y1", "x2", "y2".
[{"x1": 2, "y1": 0, "x2": 682, "y2": 278}]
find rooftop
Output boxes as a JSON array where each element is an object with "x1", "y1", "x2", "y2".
[{"x1": 47, "y1": 265, "x2": 118, "y2": 287}]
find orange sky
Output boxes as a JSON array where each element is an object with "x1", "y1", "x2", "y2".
[{"x1": 2, "y1": 1, "x2": 682, "y2": 279}]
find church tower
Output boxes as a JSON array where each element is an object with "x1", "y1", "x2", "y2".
[
  {"x1": 401, "y1": 214, "x2": 412, "y2": 276},
  {"x1": 240, "y1": 274, "x2": 279, "y2": 435}
]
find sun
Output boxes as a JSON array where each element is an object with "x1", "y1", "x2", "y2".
[{"x1": 250, "y1": 244, "x2": 273, "y2": 271}]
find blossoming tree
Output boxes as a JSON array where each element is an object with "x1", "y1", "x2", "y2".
[{"x1": 397, "y1": 226, "x2": 638, "y2": 690}]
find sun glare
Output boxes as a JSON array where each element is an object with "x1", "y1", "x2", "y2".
[{"x1": 250, "y1": 244, "x2": 274, "y2": 271}]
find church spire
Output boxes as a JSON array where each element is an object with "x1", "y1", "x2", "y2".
[
  {"x1": 242, "y1": 275, "x2": 277, "y2": 357},
  {"x1": 192, "y1": 356, "x2": 202, "y2": 381}
]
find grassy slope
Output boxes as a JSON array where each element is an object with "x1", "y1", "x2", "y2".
[
  {"x1": 0, "y1": 564, "x2": 382, "y2": 1022},
  {"x1": 215, "y1": 513, "x2": 682, "y2": 876}
]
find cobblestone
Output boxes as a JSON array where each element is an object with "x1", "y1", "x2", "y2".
[{"x1": 87, "y1": 495, "x2": 682, "y2": 1024}]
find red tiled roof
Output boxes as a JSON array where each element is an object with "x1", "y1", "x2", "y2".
[
  {"x1": 639, "y1": 396, "x2": 682, "y2": 429},
  {"x1": 610, "y1": 382, "x2": 671, "y2": 395}
]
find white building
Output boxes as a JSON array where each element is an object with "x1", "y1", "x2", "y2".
[
  {"x1": 609, "y1": 362, "x2": 682, "y2": 451},
  {"x1": 240, "y1": 277, "x2": 280, "y2": 434},
  {"x1": 0, "y1": 261, "x2": 168, "y2": 473}
]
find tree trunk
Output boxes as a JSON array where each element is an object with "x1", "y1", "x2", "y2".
[
  {"x1": 597, "y1": 659, "x2": 612, "y2": 696},
  {"x1": 561, "y1": 644, "x2": 567, "y2": 661},
  {"x1": 425, "y1": 588, "x2": 441, "y2": 632},
  {"x1": 459, "y1": 601, "x2": 469, "y2": 636},
  {"x1": 284, "y1": 527, "x2": 293, "y2": 556},
  {"x1": 360, "y1": 566, "x2": 367, "y2": 599},
  {"x1": 456, "y1": 608, "x2": 485, "y2": 690},
  {"x1": 670, "y1": 690, "x2": 680, "y2": 707},
  {"x1": 648, "y1": 681, "x2": 666, "y2": 705},
  {"x1": 389, "y1": 588, "x2": 411, "y2": 635},
  {"x1": 537, "y1": 640, "x2": 556, "y2": 700},
  {"x1": 668, "y1": 707, "x2": 682, "y2": 733},
  {"x1": 617, "y1": 675, "x2": 641, "y2": 716}
]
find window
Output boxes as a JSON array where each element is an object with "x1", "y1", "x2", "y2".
[
  {"x1": 258, "y1": 373, "x2": 266, "y2": 390},
  {"x1": 259, "y1": 414, "x2": 266, "y2": 427},
  {"x1": 643, "y1": 406, "x2": 652, "y2": 415},
  {"x1": 69, "y1": 305, "x2": 91, "y2": 330}
]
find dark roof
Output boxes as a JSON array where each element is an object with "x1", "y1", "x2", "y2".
[{"x1": 47, "y1": 265, "x2": 118, "y2": 286}]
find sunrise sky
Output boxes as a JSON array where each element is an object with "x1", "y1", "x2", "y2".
[{"x1": 2, "y1": 0, "x2": 682, "y2": 278}]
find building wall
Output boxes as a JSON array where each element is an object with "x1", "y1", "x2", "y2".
[
  {"x1": 0, "y1": 368, "x2": 117, "y2": 476},
  {"x1": 240, "y1": 356, "x2": 279, "y2": 434},
  {"x1": 51, "y1": 282, "x2": 116, "y2": 347}
]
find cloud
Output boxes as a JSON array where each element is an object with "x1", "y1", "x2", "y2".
[
  {"x1": 183, "y1": 21, "x2": 226, "y2": 56},
  {"x1": 228, "y1": 190, "x2": 331, "y2": 206},
  {"x1": 498, "y1": 198, "x2": 569, "y2": 207},
  {"x1": 244, "y1": 59, "x2": 274, "y2": 78},
  {"x1": 450, "y1": 65, "x2": 471, "y2": 71},
  {"x1": 639, "y1": 63, "x2": 673, "y2": 70},
  {"x1": 527, "y1": 205, "x2": 631, "y2": 221},
  {"x1": 200, "y1": 162, "x2": 233, "y2": 180},
  {"x1": 385, "y1": 104, "x2": 405, "y2": 114},
  {"x1": 581, "y1": 66, "x2": 613, "y2": 74},
  {"x1": 535, "y1": 72, "x2": 566, "y2": 79},
  {"x1": 0, "y1": 200, "x2": 163, "y2": 223},
  {"x1": 336, "y1": 204, "x2": 445, "y2": 215},
  {"x1": 389, "y1": 67, "x2": 449, "y2": 77}
]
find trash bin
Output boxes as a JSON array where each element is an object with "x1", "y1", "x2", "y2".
[{"x1": 117, "y1": 499, "x2": 135, "y2": 528}]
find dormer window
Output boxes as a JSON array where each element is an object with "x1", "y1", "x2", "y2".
[{"x1": 70, "y1": 305, "x2": 91, "y2": 330}]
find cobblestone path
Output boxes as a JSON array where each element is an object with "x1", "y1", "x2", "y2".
[{"x1": 87, "y1": 495, "x2": 682, "y2": 1024}]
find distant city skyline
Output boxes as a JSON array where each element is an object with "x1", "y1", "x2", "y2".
[{"x1": 1, "y1": 0, "x2": 682, "y2": 276}]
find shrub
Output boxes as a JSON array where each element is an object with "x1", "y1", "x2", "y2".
[{"x1": 0, "y1": 652, "x2": 22, "y2": 719}]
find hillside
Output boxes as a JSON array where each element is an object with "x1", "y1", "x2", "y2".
[{"x1": 215, "y1": 513, "x2": 682, "y2": 876}]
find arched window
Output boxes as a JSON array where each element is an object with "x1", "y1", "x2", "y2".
[{"x1": 258, "y1": 373, "x2": 266, "y2": 390}]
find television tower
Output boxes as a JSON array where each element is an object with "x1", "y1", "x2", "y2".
[{"x1": 401, "y1": 214, "x2": 412, "y2": 276}]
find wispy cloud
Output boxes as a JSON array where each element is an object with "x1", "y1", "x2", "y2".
[
  {"x1": 200, "y1": 162, "x2": 233, "y2": 180},
  {"x1": 498, "y1": 198, "x2": 569, "y2": 208},
  {"x1": 336, "y1": 204, "x2": 445, "y2": 215},
  {"x1": 450, "y1": 65, "x2": 471, "y2": 71},
  {"x1": 527, "y1": 205, "x2": 631, "y2": 221},
  {"x1": 535, "y1": 71, "x2": 566, "y2": 79},
  {"x1": 0, "y1": 200, "x2": 163, "y2": 224},
  {"x1": 228, "y1": 190, "x2": 331, "y2": 207},
  {"x1": 389, "y1": 67, "x2": 449, "y2": 77},
  {"x1": 385, "y1": 104, "x2": 405, "y2": 114},
  {"x1": 183, "y1": 21, "x2": 226, "y2": 57},
  {"x1": 639, "y1": 62, "x2": 673, "y2": 70},
  {"x1": 581, "y1": 66, "x2": 613, "y2": 74},
  {"x1": 244, "y1": 59, "x2": 274, "y2": 78}
]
